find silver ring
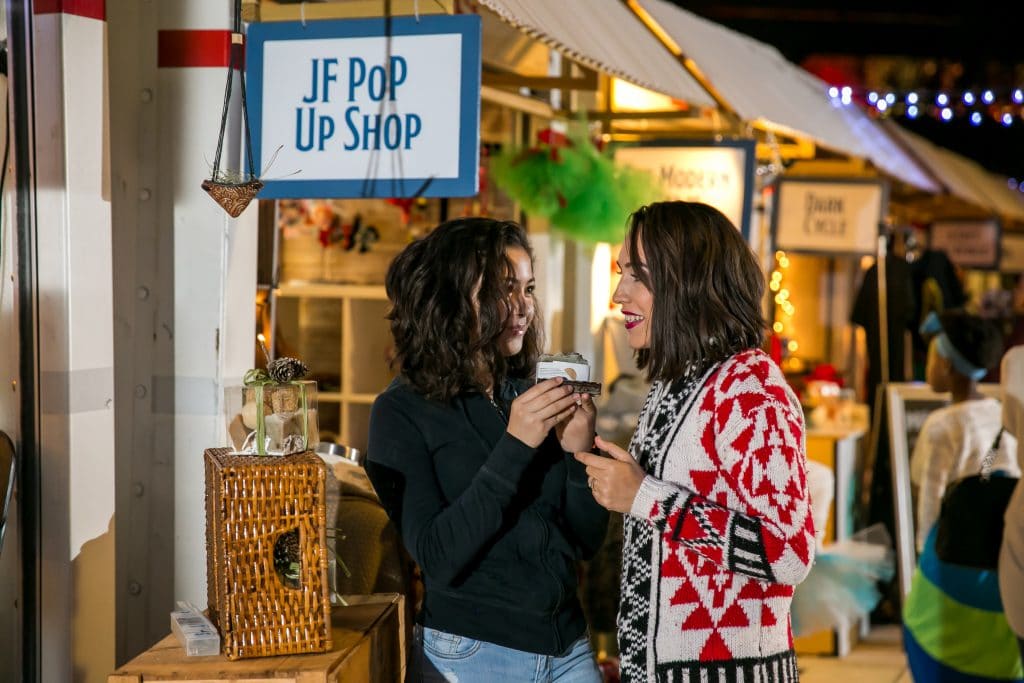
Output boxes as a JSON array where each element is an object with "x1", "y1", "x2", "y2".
[{"x1": 588, "y1": 476, "x2": 596, "y2": 490}]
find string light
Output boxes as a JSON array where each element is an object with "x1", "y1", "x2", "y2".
[
  {"x1": 827, "y1": 84, "x2": 1024, "y2": 125},
  {"x1": 772, "y1": 250, "x2": 799, "y2": 366}
]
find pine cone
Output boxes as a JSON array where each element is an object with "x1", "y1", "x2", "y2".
[{"x1": 267, "y1": 357, "x2": 308, "y2": 383}]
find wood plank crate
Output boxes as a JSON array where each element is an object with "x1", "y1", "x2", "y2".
[{"x1": 109, "y1": 593, "x2": 405, "y2": 683}]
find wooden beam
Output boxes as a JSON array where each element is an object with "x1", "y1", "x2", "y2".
[
  {"x1": 480, "y1": 85, "x2": 554, "y2": 119},
  {"x1": 586, "y1": 108, "x2": 705, "y2": 121},
  {"x1": 482, "y1": 68, "x2": 599, "y2": 92}
]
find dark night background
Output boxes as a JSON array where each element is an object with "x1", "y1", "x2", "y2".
[{"x1": 673, "y1": 1, "x2": 1024, "y2": 182}]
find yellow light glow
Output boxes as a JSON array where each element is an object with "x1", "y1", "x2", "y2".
[
  {"x1": 257, "y1": 333, "x2": 266, "y2": 343},
  {"x1": 775, "y1": 250, "x2": 786, "y2": 260},
  {"x1": 773, "y1": 322, "x2": 784, "y2": 333},
  {"x1": 779, "y1": 288, "x2": 789, "y2": 299},
  {"x1": 769, "y1": 281, "x2": 780, "y2": 292},
  {"x1": 860, "y1": 255, "x2": 875, "y2": 270},
  {"x1": 591, "y1": 243, "x2": 613, "y2": 334},
  {"x1": 787, "y1": 340, "x2": 799, "y2": 352},
  {"x1": 612, "y1": 79, "x2": 678, "y2": 112},
  {"x1": 779, "y1": 256, "x2": 790, "y2": 269}
]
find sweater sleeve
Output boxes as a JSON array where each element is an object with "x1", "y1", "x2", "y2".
[
  {"x1": 915, "y1": 418, "x2": 953, "y2": 553},
  {"x1": 364, "y1": 392, "x2": 536, "y2": 586},
  {"x1": 562, "y1": 450, "x2": 610, "y2": 559},
  {"x1": 628, "y1": 399, "x2": 814, "y2": 586}
]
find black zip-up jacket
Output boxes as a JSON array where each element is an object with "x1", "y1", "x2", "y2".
[{"x1": 365, "y1": 376, "x2": 609, "y2": 655}]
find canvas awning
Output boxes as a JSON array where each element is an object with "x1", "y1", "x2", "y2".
[
  {"x1": 634, "y1": 0, "x2": 940, "y2": 193},
  {"x1": 881, "y1": 120, "x2": 1024, "y2": 224},
  {"x1": 474, "y1": 0, "x2": 717, "y2": 109}
]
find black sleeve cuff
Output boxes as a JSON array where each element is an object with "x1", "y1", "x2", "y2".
[
  {"x1": 479, "y1": 431, "x2": 535, "y2": 492},
  {"x1": 566, "y1": 450, "x2": 591, "y2": 486}
]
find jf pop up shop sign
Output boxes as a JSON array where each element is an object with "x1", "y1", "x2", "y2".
[{"x1": 246, "y1": 15, "x2": 482, "y2": 199}]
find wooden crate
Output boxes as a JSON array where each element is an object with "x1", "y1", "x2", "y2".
[
  {"x1": 109, "y1": 593, "x2": 406, "y2": 683},
  {"x1": 204, "y1": 448, "x2": 332, "y2": 659}
]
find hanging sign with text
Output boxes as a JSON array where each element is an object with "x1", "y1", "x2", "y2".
[
  {"x1": 1002, "y1": 233, "x2": 1024, "y2": 272},
  {"x1": 614, "y1": 141, "x2": 755, "y2": 239},
  {"x1": 772, "y1": 178, "x2": 887, "y2": 254},
  {"x1": 930, "y1": 219, "x2": 1001, "y2": 269},
  {"x1": 246, "y1": 15, "x2": 481, "y2": 199}
]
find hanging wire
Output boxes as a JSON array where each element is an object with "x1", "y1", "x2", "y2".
[{"x1": 210, "y1": 0, "x2": 257, "y2": 183}]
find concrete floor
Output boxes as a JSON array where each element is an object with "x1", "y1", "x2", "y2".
[{"x1": 798, "y1": 625, "x2": 911, "y2": 683}]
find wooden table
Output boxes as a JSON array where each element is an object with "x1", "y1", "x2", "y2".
[{"x1": 109, "y1": 593, "x2": 405, "y2": 683}]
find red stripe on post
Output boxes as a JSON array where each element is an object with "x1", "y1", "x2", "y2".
[
  {"x1": 34, "y1": 0, "x2": 106, "y2": 20},
  {"x1": 158, "y1": 30, "x2": 244, "y2": 69}
]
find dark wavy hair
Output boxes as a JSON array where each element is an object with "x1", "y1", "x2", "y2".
[
  {"x1": 939, "y1": 309, "x2": 1004, "y2": 372},
  {"x1": 626, "y1": 201, "x2": 766, "y2": 381},
  {"x1": 385, "y1": 217, "x2": 543, "y2": 402}
]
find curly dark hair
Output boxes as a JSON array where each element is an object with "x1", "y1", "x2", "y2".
[
  {"x1": 939, "y1": 309, "x2": 1005, "y2": 373},
  {"x1": 385, "y1": 217, "x2": 543, "y2": 402},
  {"x1": 626, "y1": 201, "x2": 766, "y2": 381}
]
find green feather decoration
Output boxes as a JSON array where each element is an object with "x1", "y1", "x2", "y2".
[{"x1": 491, "y1": 123, "x2": 661, "y2": 244}]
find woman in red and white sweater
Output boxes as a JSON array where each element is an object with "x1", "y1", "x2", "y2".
[{"x1": 577, "y1": 201, "x2": 815, "y2": 682}]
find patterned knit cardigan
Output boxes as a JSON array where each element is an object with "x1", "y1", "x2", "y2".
[{"x1": 618, "y1": 348, "x2": 815, "y2": 683}]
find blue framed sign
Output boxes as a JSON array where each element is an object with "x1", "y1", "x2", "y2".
[
  {"x1": 246, "y1": 15, "x2": 481, "y2": 199},
  {"x1": 614, "y1": 139, "x2": 756, "y2": 240}
]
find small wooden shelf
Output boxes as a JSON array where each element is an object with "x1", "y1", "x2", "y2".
[
  {"x1": 271, "y1": 282, "x2": 395, "y2": 452},
  {"x1": 276, "y1": 282, "x2": 390, "y2": 300}
]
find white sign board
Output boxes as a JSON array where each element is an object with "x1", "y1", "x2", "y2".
[
  {"x1": 930, "y1": 220, "x2": 1000, "y2": 269},
  {"x1": 773, "y1": 179, "x2": 886, "y2": 254},
  {"x1": 247, "y1": 15, "x2": 481, "y2": 198},
  {"x1": 614, "y1": 142, "x2": 754, "y2": 238},
  {"x1": 1002, "y1": 233, "x2": 1024, "y2": 272}
]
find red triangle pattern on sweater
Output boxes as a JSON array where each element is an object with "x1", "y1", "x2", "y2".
[
  {"x1": 682, "y1": 605, "x2": 714, "y2": 629},
  {"x1": 719, "y1": 603, "x2": 750, "y2": 628},
  {"x1": 699, "y1": 629, "x2": 734, "y2": 661},
  {"x1": 689, "y1": 470, "x2": 719, "y2": 497},
  {"x1": 669, "y1": 573, "x2": 701, "y2": 606}
]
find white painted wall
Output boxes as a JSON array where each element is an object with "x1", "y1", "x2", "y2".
[
  {"x1": 31, "y1": 10, "x2": 116, "y2": 681},
  {"x1": 155, "y1": 0, "x2": 259, "y2": 608}
]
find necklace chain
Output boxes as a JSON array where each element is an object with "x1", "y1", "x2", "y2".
[{"x1": 488, "y1": 395, "x2": 508, "y2": 422}]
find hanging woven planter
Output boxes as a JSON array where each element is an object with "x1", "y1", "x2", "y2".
[
  {"x1": 203, "y1": 0, "x2": 263, "y2": 218},
  {"x1": 202, "y1": 177, "x2": 264, "y2": 218}
]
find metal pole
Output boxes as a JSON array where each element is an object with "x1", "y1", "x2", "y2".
[{"x1": 8, "y1": 0, "x2": 41, "y2": 678}]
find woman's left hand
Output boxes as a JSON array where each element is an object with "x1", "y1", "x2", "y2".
[
  {"x1": 574, "y1": 435, "x2": 646, "y2": 514},
  {"x1": 556, "y1": 391, "x2": 597, "y2": 453}
]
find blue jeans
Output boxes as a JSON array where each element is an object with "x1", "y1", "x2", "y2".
[{"x1": 413, "y1": 625, "x2": 603, "y2": 683}]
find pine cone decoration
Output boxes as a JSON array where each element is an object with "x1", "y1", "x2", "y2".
[{"x1": 267, "y1": 357, "x2": 308, "y2": 383}]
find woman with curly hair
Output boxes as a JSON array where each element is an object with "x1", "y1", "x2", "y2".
[{"x1": 366, "y1": 217, "x2": 609, "y2": 682}]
